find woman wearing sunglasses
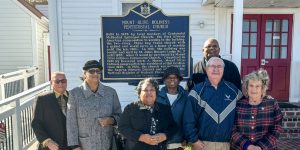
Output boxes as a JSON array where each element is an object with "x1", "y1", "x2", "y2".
[{"x1": 66, "y1": 60, "x2": 122, "y2": 150}]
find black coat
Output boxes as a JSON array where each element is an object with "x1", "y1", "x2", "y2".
[
  {"x1": 187, "y1": 58, "x2": 241, "y2": 91},
  {"x1": 118, "y1": 101, "x2": 177, "y2": 150},
  {"x1": 31, "y1": 92, "x2": 70, "y2": 150}
]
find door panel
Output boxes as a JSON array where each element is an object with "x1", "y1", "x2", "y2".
[
  {"x1": 260, "y1": 15, "x2": 292, "y2": 101},
  {"x1": 241, "y1": 14, "x2": 292, "y2": 101},
  {"x1": 241, "y1": 15, "x2": 261, "y2": 80}
]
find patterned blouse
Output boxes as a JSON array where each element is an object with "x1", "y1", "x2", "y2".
[{"x1": 231, "y1": 98, "x2": 283, "y2": 150}]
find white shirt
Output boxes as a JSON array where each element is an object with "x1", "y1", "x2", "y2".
[{"x1": 167, "y1": 93, "x2": 178, "y2": 105}]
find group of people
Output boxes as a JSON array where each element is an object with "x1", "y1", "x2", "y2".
[{"x1": 31, "y1": 38, "x2": 283, "y2": 150}]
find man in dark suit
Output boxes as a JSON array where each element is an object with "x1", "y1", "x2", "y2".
[
  {"x1": 186, "y1": 38, "x2": 241, "y2": 91},
  {"x1": 32, "y1": 72, "x2": 71, "y2": 150}
]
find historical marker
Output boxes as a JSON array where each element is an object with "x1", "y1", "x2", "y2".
[{"x1": 101, "y1": 2, "x2": 190, "y2": 81}]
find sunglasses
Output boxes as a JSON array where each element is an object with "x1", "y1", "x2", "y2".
[
  {"x1": 87, "y1": 68, "x2": 101, "y2": 74},
  {"x1": 53, "y1": 79, "x2": 67, "y2": 84}
]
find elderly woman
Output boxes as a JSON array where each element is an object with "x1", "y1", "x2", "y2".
[
  {"x1": 66, "y1": 60, "x2": 122, "y2": 150},
  {"x1": 157, "y1": 67, "x2": 188, "y2": 150},
  {"x1": 231, "y1": 69, "x2": 283, "y2": 150},
  {"x1": 119, "y1": 78, "x2": 177, "y2": 150}
]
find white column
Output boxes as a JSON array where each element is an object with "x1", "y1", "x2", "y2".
[
  {"x1": 48, "y1": 0, "x2": 61, "y2": 71},
  {"x1": 289, "y1": 11, "x2": 300, "y2": 103},
  {"x1": 231, "y1": 0, "x2": 243, "y2": 72}
]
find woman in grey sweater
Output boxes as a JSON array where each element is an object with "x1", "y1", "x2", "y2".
[{"x1": 66, "y1": 60, "x2": 122, "y2": 150}]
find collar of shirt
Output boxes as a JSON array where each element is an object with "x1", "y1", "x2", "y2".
[
  {"x1": 137, "y1": 101, "x2": 159, "y2": 112},
  {"x1": 204, "y1": 78, "x2": 225, "y2": 88},
  {"x1": 54, "y1": 90, "x2": 68, "y2": 98},
  {"x1": 82, "y1": 81, "x2": 105, "y2": 99}
]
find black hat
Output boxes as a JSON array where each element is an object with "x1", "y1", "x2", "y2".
[
  {"x1": 82, "y1": 60, "x2": 103, "y2": 70},
  {"x1": 162, "y1": 67, "x2": 183, "y2": 81}
]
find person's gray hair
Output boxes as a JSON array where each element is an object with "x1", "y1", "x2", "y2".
[
  {"x1": 51, "y1": 71, "x2": 66, "y2": 79},
  {"x1": 136, "y1": 78, "x2": 159, "y2": 97},
  {"x1": 206, "y1": 57, "x2": 225, "y2": 68},
  {"x1": 243, "y1": 68, "x2": 270, "y2": 98}
]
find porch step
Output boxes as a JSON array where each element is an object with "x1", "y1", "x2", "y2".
[{"x1": 279, "y1": 104, "x2": 300, "y2": 139}]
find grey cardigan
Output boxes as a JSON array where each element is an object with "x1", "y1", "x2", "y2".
[{"x1": 67, "y1": 81, "x2": 122, "y2": 150}]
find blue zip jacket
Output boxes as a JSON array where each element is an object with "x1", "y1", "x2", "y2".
[
  {"x1": 183, "y1": 78, "x2": 242, "y2": 143},
  {"x1": 157, "y1": 85, "x2": 188, "y2": 144}
]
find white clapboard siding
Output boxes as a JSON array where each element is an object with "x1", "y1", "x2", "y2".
[
  {"x1": 60, "y1": 0, "x2": 216, "y2": 108},
  {"x1": 35, "y1": 4, "x2": 48, "y2": 18},
  {"x1": 162, "y1": 3, "x2": 215, "y2": 64},
  {"x1": 36, "y1": 21, "x2": 49, "y2": 84},
  {"x1": 0, "y1": 0, "x2": 33, "y2": 74},
  {"x1": 61, "y1": 0, "x2": 114, "y2": 90}
]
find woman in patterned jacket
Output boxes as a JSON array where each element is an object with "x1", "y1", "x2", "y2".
[{"x1": 231, "y1": 69, "x2": 283, "y2": 150}]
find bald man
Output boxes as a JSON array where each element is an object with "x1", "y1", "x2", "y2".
[{"x1": 187, "y1": 38, "x2": 241, "y2": 91}]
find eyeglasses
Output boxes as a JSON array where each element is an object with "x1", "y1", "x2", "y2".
[
  {"x1": 207, "y1": 65, "x2": 224, "y2": 69},
  {"x1": 204, "y1": 45, "x2": 219, "y2": 49},
  {"x1": 141, "y1": 89, "x2": 156, "y2": 93},
  {"x1": 87, "y1": 68, "x2": 101, "y2": 74},
  {"x1": 53, "y1": 79, "x2": 67, "y2": 84}
]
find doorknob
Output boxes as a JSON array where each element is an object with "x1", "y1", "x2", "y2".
[{"x1": 261, "y1": 59, "x2": 269, "y2": 65}]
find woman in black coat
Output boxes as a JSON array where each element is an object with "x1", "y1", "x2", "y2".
[{"x1": 119, "y1": 78, "x2": 177, "y2": 150}]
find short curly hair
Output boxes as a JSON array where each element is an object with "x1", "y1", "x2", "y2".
[
  {"x1": 136, "y1": 78, "x2": 159, "y2": 98},
  {"x1": 243, "y1": 68, "x2": 270, "y2": 98}
]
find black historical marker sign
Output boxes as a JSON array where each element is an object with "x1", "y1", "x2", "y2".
[{"x1": 101, "y1": 2, "x2": 190, "y2": 81}]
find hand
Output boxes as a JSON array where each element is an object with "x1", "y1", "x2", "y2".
[
  {"x1": 192, "y1": 140, "x2": 205, "y2": 150},
  {"x1": 73, "y1": 148, "x2": 81, "y2": 150},
  {"x1": 47, "y1": 140, "x2": 59, "y2": 150},
  {"x1": 98, "y1": 117, "x2": 114, "y2": 127},
  {"x1": 153, "y1": 133, "x2": 167, "y2": 143},
  {"x1": 181, "y1": 140, "x2": 187, "y2": 147},
  {"x1": 138, "y1": 134, "x2": 158, "y2": 145},
  {"x1": 247, "y1": 145, "x2": 262, "y2": 150}
]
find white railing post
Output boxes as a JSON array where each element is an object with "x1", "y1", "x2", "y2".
[
  {"x1": 34, "y1": 67, "x2": 39, "y2": 87},
  {"x1": 12, "y1": 99, "x2": 23, "y2": 150},
  {"x1": 0, "y1": 82, "x2": 5, "y2": 100},
  {"x1": 23, "y1": 70, "x2": 29, "y2": 91}
]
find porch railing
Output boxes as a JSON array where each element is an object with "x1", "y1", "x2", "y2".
[
  {"x1": 0, "y1": 67, "x2": 39, "y2": 100},
  {"x1": 0, "y1": 82, "x2": 51, "y2": 150}
]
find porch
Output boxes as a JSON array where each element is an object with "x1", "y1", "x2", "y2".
[{"x1": 0, "y1": 68, "x2": 299, "y2": 150}]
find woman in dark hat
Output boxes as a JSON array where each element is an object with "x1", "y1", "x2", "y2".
[
  {"x1": 157, "y1": 67, "x2": 188, "y2": 150},
  {"x1": 66, "y1": 60, "x2": 122, "y2": 150}
]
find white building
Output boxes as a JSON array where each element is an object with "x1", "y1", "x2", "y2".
[
  {"x1": 48, "y1": 0, "x2": 300, "y2": 107},
  {"x1": 0, "y1": 0, "x2": 49, "y2": 84}
]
